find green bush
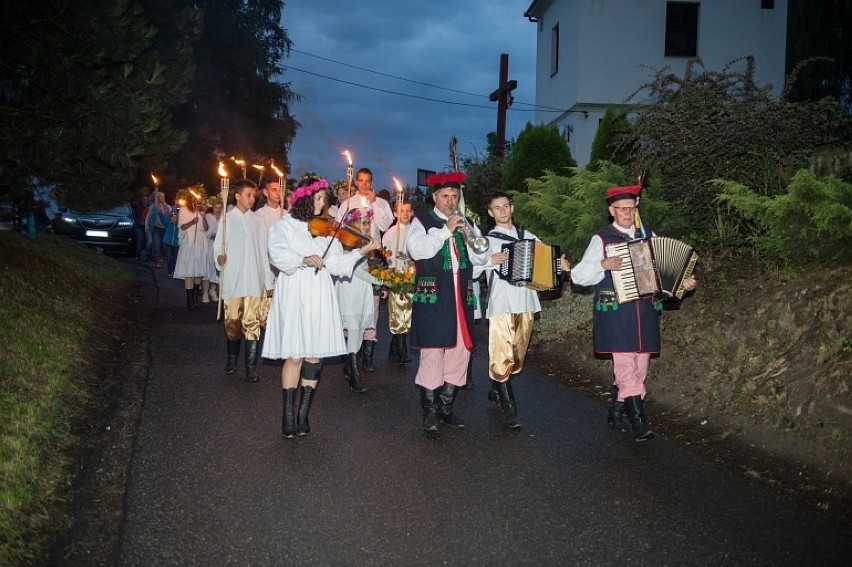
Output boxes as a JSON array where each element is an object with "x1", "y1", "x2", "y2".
[{"x1": 715, "y1": 170, "x2": 852, "y2": 264}]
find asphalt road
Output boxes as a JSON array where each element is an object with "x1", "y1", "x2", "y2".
[{"x1": 118, "y1": 268, "x2": 851, "y2": 566}]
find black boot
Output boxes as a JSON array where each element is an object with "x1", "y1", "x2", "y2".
[
  {"x1": 463, "y1": 349, "x2": 475, "y2": 390},
  {"x1": 398, "y1": 333, "x2": 412, "y2": 364},
  {"x1": 297, "y1": 361, "x2": 322, "y2": 435},
  {"x1": 437, "y1": 383, "x2": 465, "y2": 429},
  {"x1": 346, "y1": 352, "x2": 367, "y2": 393},
  {"x1": 624, "y1": 395, "x2": 654, "y2": 442},
  {"x1": 420, "y1": 386, "x2": 439, "y2": 431},
  {"x1": 498, "y1": 379, "x2": 522, "y2": 429},
  {"x1": 225, "y1": 340, "x2": 241, "y2": 374},
  {"x1": 281, "y1": 388, "x2": 297, "y2": 438},
  {"x1": 244, "y1": 340, "x2": 259, "y2": 382},
  {"x1": 388, "y1": 334, "x2": 400, "y2": 362},
  {"x1": 359, "y1": 340, "x2": 376, "y2": 372},
  {"x1": 607, "y1": 386, "x2": 628, "y2": 433},
  {"x1": 487, "y1": 379, "x2": 500, "y2": 406},
  {"x1": 193, "y1": 284, "x2": 202, "y2": 306},
  {"x1": 186, "y1": 289, "x2": 195, "y2": 310}
]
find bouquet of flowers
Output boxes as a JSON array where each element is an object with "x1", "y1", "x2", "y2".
[{"x1": 367, "y1": 261, "x2": 415, "y2": 294}]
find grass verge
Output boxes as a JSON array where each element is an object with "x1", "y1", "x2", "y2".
[{"x1": 0, "y1": 232, "x2": 132, "y2": 566}]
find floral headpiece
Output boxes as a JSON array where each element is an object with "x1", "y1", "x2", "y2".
[
  {"x1": 290, "y1": 179, "x2": 329, "y2": 204},
  {"x1": 344, "y1": 208, "x2": 374, "y2": 224}
]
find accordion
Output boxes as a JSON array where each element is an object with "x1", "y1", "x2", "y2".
[
  {"x1": 604, "y1": 236, "x2": 698, "y2": 303},
  {"x1": 497, "y1": 240, "x2": 563, "y2": 291}
]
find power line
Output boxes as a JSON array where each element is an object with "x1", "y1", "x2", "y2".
[{"x1": 288, "y1": 48, "x2": 568, "y2": 113}]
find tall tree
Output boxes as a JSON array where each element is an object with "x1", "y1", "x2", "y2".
[
  {"x1": 0, "y1": 0, "x2": 198, "y2": 210},
  {"x1": 168, "y1": 0, "x2": 299, "y2": 187},
  {"x1": 502, "y1": 123, "x2": 575, "y2": 194},
  {"x1": 587, "y1": 106, "x2": 631, "y2": 170}
]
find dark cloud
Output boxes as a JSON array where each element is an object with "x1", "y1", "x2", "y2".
[{"x1": 281, "y1": 2, "x2": 536, "y2": 188}]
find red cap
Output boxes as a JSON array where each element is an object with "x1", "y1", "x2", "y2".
[
  {"x1": 606, "y1": 184, "x2": 641, "y2": 203},
  {"x1": 424, "y1": 171, "x2": 466, "y2": 190}
]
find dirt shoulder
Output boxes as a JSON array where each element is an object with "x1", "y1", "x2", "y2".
[{"x1": 532, "y1": 261, "x2": 852, "y2": 520}]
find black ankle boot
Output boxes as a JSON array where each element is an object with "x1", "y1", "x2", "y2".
[
  {"x1": 398, "y1": 333, "x2": 412, "y2": 364},
  {"x1": 495, "y1": 379, "x2": 522, "y2": 429},
  {"x1": 607, "y1": 386, "x2": 628, "y2": 433},
  {"x1": 437, "y1": 383, "x2": 465, "y2": 429},
  {"x1": 487, "y1": 379, "x2": 500, "y2": 406},
  {"x1": 420, "y1": 386, "x2": 439, "y2": 432},
  {"x1": 186, "y1": 289, "x2": 195, "y2": 310},
  {"x1": 624, "y1": 395, "x2": 654, "y2": 442},
  {"x1": 281, "y1": 388, "x2": 297, "y2": 438},
  {"x1": 297, "y1": 386, "x2": 315, "y2": 436},
  {"x1": 244, "y1": 340, "x2": 259, "y2": 382},
  {"x1": 225, "y1": 340, "x2": 241, "y2": 374},
  {"x1": 359, "y1": 340, "x2": 376, "y2": 372},
  {"x1": 388, "y1": 334, "x2": 400, "y2": 362},
  {"x1": 346, "y1": 352, "x2": 366, "y2": 393}
]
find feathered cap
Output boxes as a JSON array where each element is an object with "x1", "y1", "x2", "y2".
[
  {"x1": 605, "y1": 184, "x2": 641, "y2": 204},
  {"x1": 424, "y1": 171, "x2": 466, "y2": 192}
]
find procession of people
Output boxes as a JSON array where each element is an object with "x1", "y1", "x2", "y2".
[{"x1": 141, "y1": 159, "x2": 696, "y2": 443}]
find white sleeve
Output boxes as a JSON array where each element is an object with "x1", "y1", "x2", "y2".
[
  {"x1": 570, "y1": 235, "x2": 605, "y2": 287},
  {"x1": 371, "y1": 199, "x2": 395, "y2": 233},
  {"x1": 406, "y1": 217, "x2": 453, "y2": 260},
  {"x1": 267, "y1": 223, "x2": 304, "y2": 276}
]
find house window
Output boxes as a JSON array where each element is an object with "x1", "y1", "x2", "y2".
[
  {"x1": 550, "y1": 23, "x2": 559, "y2": 76},
  {"x1": 761, "y1": 0, "x2": 775, "y2": 8},
  {"x1": 665, "y1": 2, "x2": 699, "y2": 57}
]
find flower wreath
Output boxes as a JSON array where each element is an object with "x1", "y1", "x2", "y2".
[
  {"x1": 289, "y1": 179, "x2": 329, "y2": 204},
  {"x1": 343, "y1": 207, "x2": 374, "y2": 224}
]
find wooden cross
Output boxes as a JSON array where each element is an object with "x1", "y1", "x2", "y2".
[{"x1": 489, "y1": 53, "x2": 517, "y2": 159}]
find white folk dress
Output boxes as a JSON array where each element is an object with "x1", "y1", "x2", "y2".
[
  {"x1": 205, "y1": 212, "x2": 221, "y2": 284},
  {"x1": 212, "y1": 208, "x2": 273, "y2": 300},
  {"x1": 262, "y1": 215, "x2": 365, "y2": 360},
  {"x1": 173, "y1": 208, "x2": 210, "y2": 280}
]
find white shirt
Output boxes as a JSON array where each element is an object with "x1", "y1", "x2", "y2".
[
  {"x1": 405, "y1": 208, "x2": 491, "y2": 267},
  {"x1": 571, "y1": 223, "x2": 636, "y2": 287},
  {"x1": 335, "y1": 194, "x2": 394, "y2": 241},
  {"x1": 255, "y1": 204, "x2": 285, "y2": 230},
  {"x1": 212, "y1": 208, "x2": 275, "y2": 300},
  {"x1": 381, "y1": 223, "x2": 410, "y2": 269}
]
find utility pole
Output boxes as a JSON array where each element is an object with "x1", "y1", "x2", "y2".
[{"x1": 489, "y1": 53, "x2": 517, "y2": 159}]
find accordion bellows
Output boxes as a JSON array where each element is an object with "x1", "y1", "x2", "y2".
[
  {"x1": 497, "y1": 240, "x2": 563, "y2": 291},
  {"x1": 605, "y1": 236, "x2": 698, "y2": 303}
]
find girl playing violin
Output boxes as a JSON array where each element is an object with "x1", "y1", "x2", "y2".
[{"x1": 261, "y1": 177, "x2": 379, "y2": 438}]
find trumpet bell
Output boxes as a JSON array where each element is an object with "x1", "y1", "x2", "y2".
[{"x1": 470, "y1": 237, "x2": 490, "y2": 255}]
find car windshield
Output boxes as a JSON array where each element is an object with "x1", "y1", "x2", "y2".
[{"x1": 67, "y1": 204, "x2": 132, "y2": 216}]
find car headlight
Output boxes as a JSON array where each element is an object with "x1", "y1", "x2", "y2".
[
  {"x1": 62, "y1": 215, "x2": 77, "y2": 224},
  {"x1": 118, "y1": 220, "x2": 133, "y2": 227}
]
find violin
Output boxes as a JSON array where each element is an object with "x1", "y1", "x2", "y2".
[{"x1": 308, "y1": 216, "x2": 392, "y2": 257}]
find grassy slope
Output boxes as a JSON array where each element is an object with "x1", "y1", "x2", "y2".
[
  {"x1": 533, "y1": 253, "x2": 852, "y2": 515},
  {"x1": 0, "y1": 232, "x2": 131, "y2": 565}
]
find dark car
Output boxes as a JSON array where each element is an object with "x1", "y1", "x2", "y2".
[{"x1": 52, "y1": 203, "x2": 135, "y2": 255}]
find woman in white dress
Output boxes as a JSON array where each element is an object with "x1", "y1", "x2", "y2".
[
  {"x1": 262, "y1": 178, "x2": 378, "y2": 438},
  {"x1": 173, "y1": 195, "x2": 210, "y2": 309},
  {"x1": 205, "y1": 201, "x2": 224, "y2": 302}
]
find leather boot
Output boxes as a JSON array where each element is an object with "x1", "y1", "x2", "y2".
[
  {"x1": 244, "y1": 340, "x2": 259, "y2": 382},
  {"x1": 346, "y1": 352, "x2": 366, "y2": 393},
  {"x1": 297, "y1": 361, "x2": 322, "y2": 435},
  {"x1": 388, "y1": 334, "x2": 400, "y2": 362},
  {"x1": 437, "y1": 383, "x2": 465, "y2": 429},
  {"x1": 607, "y1": 386, "x2": 628, "y2": 433},
  {"x1": 463, "y1": 348, "x2": 475, "y2": 390},
  {"x1": 420, "y1": 386, "x2": 439, "y2": 432},
  {"x1": 398, "y1": 333, "x2": 412, "y2": 364},
  {"x1": 495, "y1": 379, "x2": 522, "y2": 429},
  {"x1": 186, "y1": 289, "x2": 195, "y2": 310},
  {"x1": 281, "y1": 388, "x2": 297, "y2": 438},
  {"x1": 359, "y1": 340, "x2": 376, "y2": 372},
  {"x1": 624, "y1": 395, "x2": 654, "y2": 442},
  {"x1": 487, "y1": 379, "x2": 500, "y2": 406},
  {"x1": 225, "y1": 339, "x2": 241, "y2": 374}
]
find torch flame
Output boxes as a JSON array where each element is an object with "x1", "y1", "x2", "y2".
[
  {"x1": 392, "y1": 177, "x2": 403, "y2": 193},
  {"x1": 252, "y1": 164, "x2": 265, "y2": 172},
  {"x1": 271, "y1": 164, "x2": 284, "y2": 177},
  {"x1": 151, "y1": 173, "x2": 159, "y2": 186},
  {"x1": 342, "y1": 150, "x2": 352, "y2": 166},
  {"x1": 231, "y1": 156, "x2": 246, "y2": 167},
  {"x1": 218, "y1": 162, "x2": 228, "y2": 177},
  {"x1": 190, "y1": 190, "x2": 202, "y2": 200}
]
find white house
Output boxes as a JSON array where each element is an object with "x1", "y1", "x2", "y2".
[{"x1": 522, "y1": 0, "x2": 788, "y2": 167}]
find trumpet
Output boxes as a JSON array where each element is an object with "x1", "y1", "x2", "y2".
[{"x1": 451, "y1": 210, "x2": 490, "y2": 254}]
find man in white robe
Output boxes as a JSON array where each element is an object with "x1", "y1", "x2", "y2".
[{"x1": 213, "y1": 179, "x2": 275, "y2": 382}]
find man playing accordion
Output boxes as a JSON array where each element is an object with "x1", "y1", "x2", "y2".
[{"x1": 565, "y1": 185, "x2": 696, "y2": 442}]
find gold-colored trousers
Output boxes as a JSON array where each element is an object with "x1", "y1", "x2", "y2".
[
  {"x1": 223, "y1": 295, "x2": 264, "y2": 341},
  {"x1": 488, "y1": 312, "x2": 534, "y2": 382},
  {"x1": 259, "y1": 292, "x2": 272, "y2": 329},
  {"x1": 388, "y1": 291, "x2": 412, "y2": 334}
]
